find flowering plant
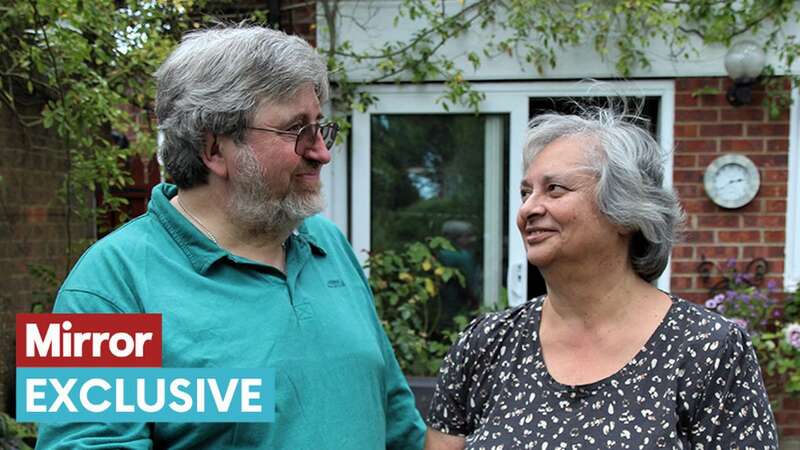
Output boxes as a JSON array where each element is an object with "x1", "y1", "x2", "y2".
[
  {"x1": 366, "y1": 237, "x2": 468, "y2": 376},
  {"x1": 704, "y1": 260, "x2": 800, "y2": 395}
]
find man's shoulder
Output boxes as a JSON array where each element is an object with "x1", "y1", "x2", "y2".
[
  {"x1": 62, "y1": 213, "x2": 162, "y2": 286},
  {"x1": 301, "y1": 214, "x2": 341, "y2": 236},
  {"x1": 56, "y1": 214, "x2": 162, "y2": 313},
  {"x1": 78, "y1": 214, "x2": 157, "y2": 260},
  {"x1": 300, "y1": 215, "x2": 349, "y2": 249}
]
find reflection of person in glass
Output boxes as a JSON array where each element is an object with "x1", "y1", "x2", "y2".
[
  {"x1": 425, "y1": 108, "x2": 778, "y2": 449},
  {"x1": 437, "y1": 220, "x2": 480, "y2": 326}
]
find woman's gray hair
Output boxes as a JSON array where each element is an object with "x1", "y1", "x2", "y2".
[
  {"x1": 523, "y1": 107, "x2": 684, "y2": 282},
  {"x1": 155, "y1": 25, "x2": 329, "y2": 188}
]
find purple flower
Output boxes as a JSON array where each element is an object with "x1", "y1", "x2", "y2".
[
  {"x1": 773, "y1": 309, "x2": 783, "y2": 318},
  {"x1": 730, "y1": 318, "x2": 749, "y2": 330},
  {"x1": 726, "y1": 259, "x2": 736, "y2": 269},
  {"x1": 704, "y1": 294, "x2": 725, "y2": 309},
  {"x1": 767, "y1": 280, "x2": 777, "y2": 291},
  {"x1": 785, "y1": 323, "x2": 800, "y2": 350}
]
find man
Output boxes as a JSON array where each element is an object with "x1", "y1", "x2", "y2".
[{"x1": 36, "y1": 26, "x2": 425, "y2": 449}]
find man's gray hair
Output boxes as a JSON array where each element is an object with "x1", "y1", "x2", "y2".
[
  {"x1": 155, "y1": 25, "x2": 329, "y2": 188},
  {"x1": 523, "y1": 107, "x2": 684, "y2": 282}
]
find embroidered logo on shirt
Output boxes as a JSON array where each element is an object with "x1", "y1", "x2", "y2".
[{"x1": 327, "y1": 279, "x2": 346, "y2": 288}]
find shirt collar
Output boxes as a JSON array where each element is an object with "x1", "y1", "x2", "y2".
[
  {"x1": 149, "y1": 183, "x2": 327, "y2": 274},
  {"x1": 149, "y1": 183, "x2": 227, "y2": 274},
  {"x1": 293, "y1": 222, "x2": 327, "y2": 257}
]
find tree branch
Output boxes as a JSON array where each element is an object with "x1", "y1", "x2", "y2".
[{"x1": 28, "y1": 0, "x2": 74, "y2": 270}]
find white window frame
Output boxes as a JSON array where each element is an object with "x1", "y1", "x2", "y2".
[
  {"x1": 320, "y1": 103, "x2": 349, "y2": 231},
  {"x1": 345, "y1": 80, "x2": 675, "y2": 306},
  {"x1": 350, "y1": 86, "x2": 520, "y2": 308},
  {"x1": 785, "y1": 88, "x2": 800, "y2": 291}
]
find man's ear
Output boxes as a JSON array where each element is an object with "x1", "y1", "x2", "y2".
[{"x1": 200, "y1": 132, "x2": 229, "y2": 179}]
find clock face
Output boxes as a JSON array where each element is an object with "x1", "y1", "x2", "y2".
[{"x1": 703, "y1": 154, "x2": 760, "y2": 209}]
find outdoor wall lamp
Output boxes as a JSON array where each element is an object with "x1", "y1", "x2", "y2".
[{"x1": 724, "y1": 40, "x2": 766, "y2": 106}]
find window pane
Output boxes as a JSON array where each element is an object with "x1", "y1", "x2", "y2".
[{"x1": 370, "y1": 114, "x2": 508, "y2": 328}]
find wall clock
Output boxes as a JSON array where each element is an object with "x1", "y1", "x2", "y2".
[{"x1": 703, "y1": 154, "x2": 760, "y2": 209}]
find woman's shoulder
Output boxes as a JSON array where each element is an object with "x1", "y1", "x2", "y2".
[
  {"x1": 665, "y1": 294, "x2": 770, "y2": 432},
  {"x1": 452, "y1": 296, "x2": 543, "y2": 352},
  {"x1": 665, "y1": 293, "x2": 751, "y2": 350}
]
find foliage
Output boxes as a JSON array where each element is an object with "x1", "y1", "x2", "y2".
[
  {"x1": 0, "y1": 1, "x2": 273, "y2": 313},
  {"x1": 4, "y1": 0, "x2": 797, "y2": 259},
  {"x1": 1, "y1": 0, "x2": 180, "y2": 214},
  {"x1": 0, "y1": 0, "x2": 180, "y2": 269},
  {"x1": 0, "y1": 0, "x2": 264, "y2": 269},
  {"x1": 691, "y1": 86, "x2": 723, "y2": 97},
  {"x1": 27, "y1": 263, "x2": 60, "y2": 313},
  {"x1": 704, "y1": 260, "x2": 800, "y2": 396},
  {"x1": 3, "y1": 0, "x2": 798, "y2": 245},
  {"x1": 370, "y1": 114, "x2": 490, "y2": 253},
  {"x1": 0, "y1": 413, "x2": 36, "y2": 450},
  {"x1": 319, "y1": 0, "x2": 800, "y2": 116},
  {"x1": 365, "y1": 237, "x2": 471, "y2": 376}
]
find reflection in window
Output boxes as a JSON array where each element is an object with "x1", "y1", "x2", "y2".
[{"x1": 370, "y1": 114, "x2": 508, "y2": 329}]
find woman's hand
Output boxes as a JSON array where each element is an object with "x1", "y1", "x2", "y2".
[{"x1": 424, "y1": 427, "x2": 466, "y2": 450}]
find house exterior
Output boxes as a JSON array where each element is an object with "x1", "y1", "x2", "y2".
[
  {"x1": 1, "y1": 0, "x2": 797, "y2": 439},
  {"x1": 320, "y1": 0, "x2": 798, "y2": 299},
  {"x1": 315, "y1": 0, "x2": 800, "y2": 438}
]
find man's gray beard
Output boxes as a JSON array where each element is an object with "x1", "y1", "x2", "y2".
[{"x1": 227, "y1": 145, "x2": 324, "y2": 236}]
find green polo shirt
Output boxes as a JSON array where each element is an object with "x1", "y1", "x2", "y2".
[{"x1": 36, "y1": 183, "x2": 425, "y2": 450}]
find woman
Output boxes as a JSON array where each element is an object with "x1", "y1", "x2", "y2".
[{"x1": 425, "y1": 107, "x2": 778, "y2": 449}]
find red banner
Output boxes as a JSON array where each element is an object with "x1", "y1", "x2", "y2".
[{"x1": 16, "y1": 314, "x2": 162, "y2": 367}]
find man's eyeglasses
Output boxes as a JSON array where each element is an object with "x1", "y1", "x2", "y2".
[{"x1": 247, "y1": 122, "x2": 339, "y2": 157}]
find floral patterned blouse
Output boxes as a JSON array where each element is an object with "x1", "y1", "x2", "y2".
[{"x1": 428, "y1": 295, "x2": 778, "y2": 449}]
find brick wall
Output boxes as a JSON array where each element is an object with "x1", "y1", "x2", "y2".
[
  {"x1": 670, "y1": 77, "x2": 789, "y2": 302},
  {"x1": 669, "y1": 77, "x2": 796, "y2": 440},
  {"x1": 0, "y1": 102, "x2": 94, "y2": 413},
  {"x1": 777, "y1": 397, "x2": 800, "y2": 442}
]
